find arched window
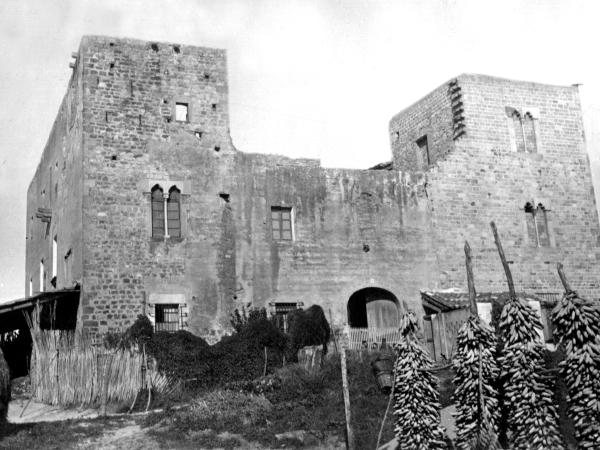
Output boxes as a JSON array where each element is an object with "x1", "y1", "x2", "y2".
[
  {"x1": 167, "y1": 187, "x2": 181, "y2": 238},
  {"x1": 525, "y1": 202, "x2": 550, "y2": 246},
  {"x1": 151, "y1": 185, "x2": 165, "y2": 237},
  {"x1": 511, "y1": 110, "x2": 526, "y2": 153},
  {"x1": 523, "y1": 112, "x2": 537, "y2": 153}
]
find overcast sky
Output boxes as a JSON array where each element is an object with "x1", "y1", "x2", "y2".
[{"x1": 1, "y1": 0, "x2": 599, "y2": 302}]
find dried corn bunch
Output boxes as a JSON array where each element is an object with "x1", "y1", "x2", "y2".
[
  {"x1": 491, "y1": 222, "x2": 563, "y2": 449},
  {"x1": 551, "y1": 264, "x2": 600, "y2": 448},
  {"x1": 453, "y1": 242, "x2": 501, "y2": 450},
  {"x1": 393, "y1": 311, "x2": 447, "y2": 450},
  {"x1": 499, "y1": 297, "x2": 564, "y2": 449},
  {"x1": 453, "y1": 316, "x2": 500, "y2": 450}
]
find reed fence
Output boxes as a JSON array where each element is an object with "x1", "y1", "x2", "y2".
[
  {"x1": 345, "y1": 327, "x2": 403, "y2": 351},
  {"x1": 29, "y1": 329, "x2": 171, "y2": 407}
]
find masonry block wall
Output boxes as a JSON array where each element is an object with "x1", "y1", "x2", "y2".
[
  {"x1": 390, "y1": 74, "x2": 600, "y2": 299},
  {"x1": 26, "y1": 37, "x2": 600, "y2": 340},
  {"x1": 25, "y1": 58, "x2": 84, "y2": 298}
]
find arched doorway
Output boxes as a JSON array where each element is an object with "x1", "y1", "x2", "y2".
[{"x1": 347, "y1": 287, "x2": 400, "y2": 329}]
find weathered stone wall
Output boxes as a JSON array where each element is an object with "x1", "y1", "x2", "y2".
[
  {"x1": 27, "y1": 37, "x2": 600, "y2": 341},
  {"x1": 25, "y1": 56, "x2": 84, "y2": 297},
  {"x1": 390, "y1": 74, "x2": 600, "y2": 299}
]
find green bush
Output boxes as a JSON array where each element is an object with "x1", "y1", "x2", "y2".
[{"x1": 0, "y1": 348, "x2": 10, "y2": 427}]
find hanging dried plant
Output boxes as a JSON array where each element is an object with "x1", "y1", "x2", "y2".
[
  {"x1": 551, "y1": 263, "x2": 600, "y2": 449},
  {"x1": 393, "y1": 310, "x2": 447, "y2": 449},
  {"x1": 491, "y1": 221, "x2": 564, "y2": 449},
  {"x1": 452, "y1": 242, "x2": 501, "y2": 450}
]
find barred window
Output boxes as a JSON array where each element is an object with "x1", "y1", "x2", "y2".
[
  {"x1": 155, "y1": 304, "x2": 180, "y2": 332},
  {"x1": 271, "y1": 206, "x2": 293, "y2": 241},
  {"x1": 151, "y1": 185, "x2": 165, "y2": 238}
]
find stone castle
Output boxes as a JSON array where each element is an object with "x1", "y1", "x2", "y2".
[{"x1": 25, "y1": 36, "x2": 600, "y2": 340}]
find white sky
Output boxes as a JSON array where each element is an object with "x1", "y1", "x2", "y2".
[{"x1": 1, "y1": 0, "x2": 599, "y2": 302}]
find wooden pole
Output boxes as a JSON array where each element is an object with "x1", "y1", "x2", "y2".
[
  {"x1": 464, "y1": 241, "x2": 478, "y2": 316},
  {"x1": 340, "y1": 348, "x2": 355, "y2": 450},
  {"x1": 490, "y1": 221, "x2": 516, "y2": 297},
  {"x1": 263, "y1": 346, "x2": 268, "y2": 377},
  {"x1": 100, "y1": 354, "x2": 110, "y2": 417},
  {"x1": 557, "y1": 263, "x2": 573, "y2": 293}
]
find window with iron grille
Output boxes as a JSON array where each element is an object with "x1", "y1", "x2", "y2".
[
  {"x1": 155, "y1": 304, "x2": 180, "y2": 332},
  {"x1": 270, "y1": 302, "x2": 301, "y2": 333},
  {"x1": 271, "y1": 206, "x2": 292, "y2": 241}
]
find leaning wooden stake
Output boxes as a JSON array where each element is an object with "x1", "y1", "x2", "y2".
[
  {"x1": 556, "y1": 263, "x2": 573, "y2": 294},
  {"x1": 490, "y1": 221, "x2": 515, "y2": 297},
  {"x1": 464, "y1": 241, "x2": 478, "y2": 316},
  {"x1": 491, "y1": 221, "x2": 564, "y2": 448},
  {"x1": 340, "y1": 348, "x2": 355, "y2": 450}
]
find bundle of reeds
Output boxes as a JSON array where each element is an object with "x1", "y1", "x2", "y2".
[
  {"x1": 452, "y1": 242, "x2": 500, "y2": 450},
  {"x1": 0, "y1": 347, "x2": 10, "y2": 426},
  {"x1": 26, "y1": 309, "x2": 171, "y2": 408},
  {"x1": 491, "y1": 222, "x2": 563, "y2": 449},
  {"x1": 392, "y1": 310, "x2": 447, "y2": 450},
  {"x1": 551, "y1": 263, "x2": 600, "y2": 448}
]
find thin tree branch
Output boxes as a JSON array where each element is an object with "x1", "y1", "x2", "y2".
[
  {"x1": 465, "y1": 241, "x2": 478, "y2": 316},
  {"x1": 490, "y1": 221, "x2": 515, "y2": 298}
]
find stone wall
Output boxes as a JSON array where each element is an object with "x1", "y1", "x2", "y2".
[
  {"x1": 390, "y1": 74, "x2": 600, "y2": 299},
  {"x1": 26, "y1": 37, "x2": 600, "y2": 341},
  {"x1": 25, "y1": 55, "x2": 84, "y2": 297}
]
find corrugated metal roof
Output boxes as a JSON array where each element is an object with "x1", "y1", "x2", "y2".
[{"x1": 421, "y1": 291, "x2": 558, "y2": 313}]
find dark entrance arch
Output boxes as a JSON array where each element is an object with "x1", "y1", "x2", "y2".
[{"x1": 347, "y1": 287, "x2": 400, "y2": 328}]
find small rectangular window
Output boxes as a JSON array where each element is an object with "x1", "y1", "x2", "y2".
[
  {"x1": 271, "y1": 302, "x2": 301, "y2": 333},
  {"x1": 175, "y1": 103, "x2": 189, "y2": 122},
  {"x1": 271, "y1": 206, "x2": 293, "y2": 241},
  {"x1": 155, "y1": 304, "x2": 180, "y2": 332},
  {"x1": 40, "y1": 260, "x2": 45, "y2": 293},
  {"x1": 29, "y1": 278, "x2": 33, "y2": 297}
]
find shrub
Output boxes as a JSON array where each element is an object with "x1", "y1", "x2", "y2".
[
  {"x1": 286, "y1": 305, "x2": 330, "y2": 361},
  {"x1": 146, "y1": 330, "x2": 213, "y2": 382},
  {"x1": 0, "y1": 348, "x2": 10, "y2": 427},
  {"x1": 104, "y1": 315, "x2": 153, "y2": 349}
]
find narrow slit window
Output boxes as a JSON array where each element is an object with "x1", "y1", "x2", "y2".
[
  {"x1": 40, "y1": 260, "x2": 45, "y2": 293},
  {"x1": 175, "y1": 103, "x2": 189, "y2": 122},
  {"x1": 271, "y1": 206, "x2": 293, "y2": 241},
  {"x1": 416, "y1": 135, "x2": 430, "y2": 169},
  {"x1": 52, "y1": 236, "x2": 58, "y2": 279}
]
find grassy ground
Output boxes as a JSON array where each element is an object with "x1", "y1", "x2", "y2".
[
  {"x1": 1, "y1": 351, "x2": 456, "y2": 449},
  {"x1": 143, "y1": 352, "x2": 396, "y2": 449}
]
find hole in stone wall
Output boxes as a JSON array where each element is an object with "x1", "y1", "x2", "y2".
[
  {"x1": 194, "y1": 131, "x2": 203, "y2": 139},
  {"x1": 151, "y1": 43, "x2": 159, "y2": 52},
  {"x1": 173, "y1": 45, "x2": 180, "y2": 53},
  {"x1": 109, "y1": 62, "x2": 115, "y2": 70},
  {"x1": 363, "y1": 244, "x2": 370, "y2": 252},
  {"x1": 109, "y1": 42, "x2": 114, "y2": 47},
  {"x1": 212, "y1": 103, "x2": 217, "y2": 111},
  {"x1": 105, "y1": 111, "x2": 109, "y2": 122},
  {"x1": 204, "y1": 73, "x2": 210, "y2": 80},
  {"x1": 138, "y1": 115, "x2": 142, "y2": 126},
  {"x1": 219, "y1": 193, "x2": 230, "y2": 203},
  {"x1": 214, "y1": 146, "x2": 221, "y2": 152},
  {"x1": 166, "y1": 117, "x2": 172, "y2": 123},
  {"x1": 111, "y1": 155, "x2": 117, "y2": 161},
  {"x1": 163, "y1": 98, "x2": 168, "y2": 104},
  {"x1": 233, "y1": 295, "x2": 238, "y2": 300}
]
